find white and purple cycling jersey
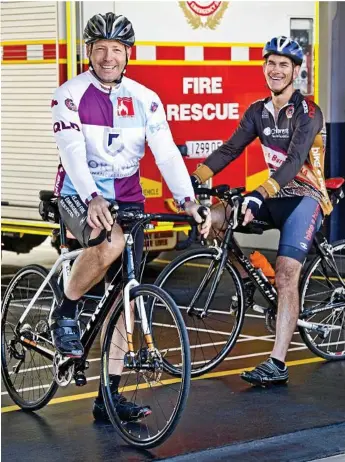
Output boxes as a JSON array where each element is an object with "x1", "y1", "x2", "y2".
[{"x1": 52, "y1": 70, "x2": 194, "y2": 206}]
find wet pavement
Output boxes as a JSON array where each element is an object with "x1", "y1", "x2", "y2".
[{"x1": 1, "y1": 243, "x2": 345, "y2": 461}]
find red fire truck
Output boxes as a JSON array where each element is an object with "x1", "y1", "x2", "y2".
[{"x1": 1, "y1": 1, "x2": 317, "y2": 254}]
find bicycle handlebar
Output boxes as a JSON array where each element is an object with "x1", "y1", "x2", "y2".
[
  {"x1": 175, "y1": 206, "x2": 209, "y2": 251},
  {"x1": 106, "y1": 203, "x2": 209, "y2": 245},
  {"x1": 193, "y1": 184, "x2": 263, "y2": 235}
]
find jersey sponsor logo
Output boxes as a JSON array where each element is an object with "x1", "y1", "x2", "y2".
[
  {"x1": 261, "y1": 108, "x2": 269, "y2": 119},
  {"x1": 263, "y1": 127, "x2": 289, "y2": 139},
  {"x1": 179, "y1": 1, "x2": 229, "y2": 30},
  {"x1": 150, "y1": 101, "x2": 159, "y2": 113},
  {"x1": 304, "y1": 222, "x2": 316, "y2": 241},
  {"x1": 53, "y1": 121, "x2": 80, "y2": 133},
  {"x1": 302, "y1": 100, "x2": 308, "y2": 114},
  {"x1": 117, "y1": 97, "x2": 135, "y2": 117},
  {"x1": 306, "y1": 99, "x2": 316, "y2": 118},
  {"x1": 286, "y1": 105, "x2": 294, "y2": 119},
  {"x1": 65, "y1": 98, "x2": 77, "y2": 112},
  {"x1": 104, "y1": 128, "x2": 125, "y2": 156},
  {"x1": 311, "y1": 146, "x2": 328, "y2": 197},
  {"x1": 311, "y1": 147, "x2": 321, "y2": 167},
  {"x1": 148, "y1": 121, "x2": 169, "y2": 134},
  {"x1": 300, "y1": 242, "x2": 308, "y2": 250},
  {"x1": 51, "y1": 99, "x2": 58, "y2": 108},
  {"x1": 263, "y1": 147, "x2": 286, "y2": 169}
]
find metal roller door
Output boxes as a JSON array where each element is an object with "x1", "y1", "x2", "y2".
[{"x1": 1, "y1": 1, "x2": 59, "y2": 220}]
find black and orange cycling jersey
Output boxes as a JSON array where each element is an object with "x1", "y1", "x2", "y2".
[{"x1": 193, "y1": 90, "x2": 332, "y2": 215}]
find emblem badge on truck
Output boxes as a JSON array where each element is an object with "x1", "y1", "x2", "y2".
[{"x1": 179, "y1": 1, "x2": 229, "y2": 30}]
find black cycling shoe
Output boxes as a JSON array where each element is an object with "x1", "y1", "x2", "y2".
[
  {"x1": 93, "y1": 394, "x2": 152, "y2": 423},
  {"x1": 241, "y1": 358, "x2": 289, "y2": 387},
  {"x1": 50, "y1": 316, "x2": 84, "y2": 358},
  {"x1": 231, "y1": 279, "x2": 256, "y2": 313}
]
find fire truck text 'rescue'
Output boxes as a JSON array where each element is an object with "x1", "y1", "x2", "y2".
[{"x1": 166, "y1": 77, "x2": 240, "y2": 121}]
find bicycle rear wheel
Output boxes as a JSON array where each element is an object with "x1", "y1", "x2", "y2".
[
  {"x1": 101, "y1": 284, "x2": 191, "y2": 449},
  {"x1": 154, "y1": 247, "x2": 245, "y2": 377},
  {"x1": 299, "y1": 240, "x2": 345, "y2": 360},
  {"x1": 1, "y1": 265, "x2": 60, "y2": 410}
]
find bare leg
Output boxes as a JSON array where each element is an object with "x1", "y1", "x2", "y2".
[
  {"x1": 271, "y1": 256, "x2": 302, "y2": 362},
  {"x1": 100, "y1": 293, "x2": 135, "y2": 377},
  {"x1": 65, "y1": 224, "x2": 125, "y2": 300}
]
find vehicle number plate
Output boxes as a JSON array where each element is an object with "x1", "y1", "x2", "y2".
[{"x1": 185, "y1": 140, "x2": 222, "y2": 158}]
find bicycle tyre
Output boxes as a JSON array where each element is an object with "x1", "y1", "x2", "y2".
[
  {"x1": 299, "y1": 239, "x2": 345, "y2": 360},
  {"x1": 154, "y1": 247, "x2": 245, "y2": 377},
  {"x1": 101, "y1": 284, "x2": 191, "y2": 449},
  {"x1": 1, "y1": 265, "x2": 60, "y2": 410}
]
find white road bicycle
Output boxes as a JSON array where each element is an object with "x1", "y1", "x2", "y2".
[{"x1": 1, "y1": 192, "x2": 206, "y2": 449}]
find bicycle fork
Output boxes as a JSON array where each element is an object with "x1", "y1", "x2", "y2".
[{"x1": 123, "y1": 280, "x2": 154, "y2": 355}]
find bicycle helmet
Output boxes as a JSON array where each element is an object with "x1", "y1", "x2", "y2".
[
  {"x1": 263, "y1": 36, "x2": 303, "y2": 66},
  {"x1": 84, "y1": 13, "x2": 135, "y2": 85},
  {"x1": 84, "y1": 13, "x2": 135, "y2": 47}
]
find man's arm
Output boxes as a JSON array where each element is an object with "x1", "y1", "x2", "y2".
[
  {"x1": 145, "y1": 94, "x2": 195, "y2": 206},
  {"x1": 52, "y1": 86, "x2": 101, "y2": 205},
  {"x1": 145, "y1": 93, "x2": 211, "y2": 237},
  {"x1": 192, "y1": 104, "x2": 258, "y2": 184},
  {"x1": 260, "y1": 103, "x2": 324, "y2": 198}
]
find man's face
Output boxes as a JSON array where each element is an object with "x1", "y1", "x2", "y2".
[
  {"x1": 263, "y1": 54, "x2": 300, "y2": 93},
  {"x1": 87, "y1": 40, "x2": 131, "y2": 84}
]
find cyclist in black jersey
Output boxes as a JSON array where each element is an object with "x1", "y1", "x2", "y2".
[{"x1": 191, "y1": 36, "x2": 332, "y2": 386}]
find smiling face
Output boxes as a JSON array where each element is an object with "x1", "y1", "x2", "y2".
[
  {"x1": 263, "y1": 54, "x2": 300, "y2": 94},
  {"x1": 87, "y1": 40, "x2": 131, "y2": 84}
]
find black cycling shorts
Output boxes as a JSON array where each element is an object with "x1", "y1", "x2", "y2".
[
  {"x1": 252, "y1": 196, "x2": 322, "y2": 263},
  {"x1": 58, "y1": 195, "x2": 145, "y2": 276}
]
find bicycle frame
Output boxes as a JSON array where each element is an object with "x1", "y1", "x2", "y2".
[
  {"x1": 15, "y1": 223, "x2": 152, "y2": 363},
  {"x1": 189, "y1": 203, "x2": 343, "y2": 335}
]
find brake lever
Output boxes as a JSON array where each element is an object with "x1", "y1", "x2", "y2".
[
  {"x1": 231, "y1": 196, "x2": 242, "y2": 229},
  {"x1": 106, "y1": 202, "x2": 120, "y2": 243},
  {"x1": 197, "y1": 205, "x2": 209, "y2": 245}
]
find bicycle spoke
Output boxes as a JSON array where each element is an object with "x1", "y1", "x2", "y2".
[
  {"x1": 300, "y1": 241, "x2": 345, "y2": 359},
  {"x1": 2, "y1": 266, "x2": 59, "y2": 409}
]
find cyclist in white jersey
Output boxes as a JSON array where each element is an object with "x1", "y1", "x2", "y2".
[{"x1": 50, "y1": 12, "x2": 211, "y2": 422}]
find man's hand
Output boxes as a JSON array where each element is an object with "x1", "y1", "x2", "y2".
[
  {"x1": 241, "y1": 190, "x2": 264, "y2": 226},
  {"x1": 87, "y1": 196, "x2": 113, "y2": 231},
  {"x1": 184, "y1": 201, "x2": 211, "y2": 238}
]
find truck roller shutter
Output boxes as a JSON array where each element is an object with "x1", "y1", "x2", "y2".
[{"x1": 1, "y1": 1, "x2": 59, "y2": 220}]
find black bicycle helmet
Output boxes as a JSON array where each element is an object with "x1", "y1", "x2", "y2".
[
  {"x1": 83, "y1": 12, "x2": 135, "y2": 47},
  {"x1": 263, "y1": 36, "x2": 303, "y2": 66}
]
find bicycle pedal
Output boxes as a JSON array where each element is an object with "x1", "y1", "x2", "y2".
[
  {"x1": 252, "y1": 304, "x2": 267, "y2": 314},
  {"x1": 74, "y1": 371, "x2": 87, "y2": 387}
]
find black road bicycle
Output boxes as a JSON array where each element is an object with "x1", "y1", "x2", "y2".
[
  {"x1": 1, "y1": 192, "x2": 205, "y2": 448},
  {"x1": 154, "y1": 178, "x2": 345, "y2": 378}
]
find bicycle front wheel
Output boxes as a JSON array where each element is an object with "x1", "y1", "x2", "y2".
[
  {"x1": 101, "y1": 284, "x2": 191, "y2": 449},
  {"x1": 1, "y1": 265, "x2": 60, "y2": 410},
  {"x1": 299, "y1": 240, "x2": 345, "y2": 360},
  {"x1": 154, "y1": 247, "x2": 245, "y2": 377}
]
